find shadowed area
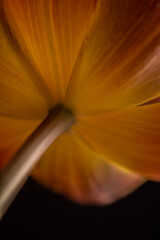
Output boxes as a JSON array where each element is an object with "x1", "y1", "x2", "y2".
[{"x1": 0, "y1": 178, "x2": 160, "y2": 237}]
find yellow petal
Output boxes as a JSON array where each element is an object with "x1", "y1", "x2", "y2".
[
  {"x1": 0, "y1": 116, "x2": 39, "y2": 169},
  {"x1": 66, "y1": 0, "x2": 160, "y2": 115},
  {"x1": 32, "y1": 130, "x2": 143, "y2": 204},
  {"x1": 74, "y1": 103, "x2": 160, "y2": 181},
  {"x1": 3, "y1": 0, "x2": 97, "y2": 102}
]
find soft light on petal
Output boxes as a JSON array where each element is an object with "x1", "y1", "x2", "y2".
[
  {"x1": 0, "y1": 10, "x2": 50, "y2": 119},
  {"x1": 0, "y1": 0, "x2": 159, "y2": 205},
  {"x1": 32, "y1": 130, "x2": 144, "y2": 204},
  {"x1": 66, "y1": 0, "x2": 160, "y2": 115},
  {"x1": 3, "y1": 0, "x2": 98, "y2": 102},
  {"x1": 74, "y1": 103, "x2": 160, "y2": 181},
  {"x1": 0, "y1": 116, "x2": 40, "y2": 169}
]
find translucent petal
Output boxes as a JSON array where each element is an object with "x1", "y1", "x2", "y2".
[
  {"x1": 32, "y1": 131, "x2": 144, "y2": 204},
  {"x1": 66, "y1": 0, "x2": 160, "y2": 115},
  {"x1": 0, "y1": 13, "x2": 51, "y2": 119},
  {"x1": 74, "y1": 103, "x2": 160, "y2": 180},
  {"x1": 0, "y1": 116, "x2": 39, "y2": 169},
  {"x1": 3, "y1": 0, "x2": 97, "y2": 102}
]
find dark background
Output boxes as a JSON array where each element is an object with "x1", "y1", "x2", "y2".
[{"x1": 0, "y1": 178, "x2": 160, "y2": 239}]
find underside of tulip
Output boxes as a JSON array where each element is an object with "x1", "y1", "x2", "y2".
[
  {"x1": 0, "y1": 0, "x2": 160, "y2": 217},
  {"x1": 0, "y1": 103, "x2": 144, "y2": 219}
]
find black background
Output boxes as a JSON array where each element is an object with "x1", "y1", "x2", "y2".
[{"x1": 0, "y1": 178, "x2": 160, "y2": 239}]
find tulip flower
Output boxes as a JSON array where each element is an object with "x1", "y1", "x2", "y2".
[{"x1": 0, "y1": 0, "x2": 160, "y2": 208}]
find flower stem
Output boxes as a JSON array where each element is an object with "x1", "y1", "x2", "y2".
[{"x1": 0, "y1": 105, "x2": 74, "y2": 220}]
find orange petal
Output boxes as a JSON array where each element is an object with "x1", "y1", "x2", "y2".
[
  {"x1": 66, "y1": 0, "x2": 160, "y2": 115},
  {"x1": 74, "y1": 103, "x2": 160, "y2": 181},
  {"x1": 0, "y1": 116, "x2": 40, "y2": 169},
  {"x1": 0, "y1": 7, "x2": 52, "y2": 119},
  {"x1": 2, "y1": 0, "x2": 98, "y2": 102},
  {"x1": 32, "y1": 130, "x2": 144, "y2": 204}
]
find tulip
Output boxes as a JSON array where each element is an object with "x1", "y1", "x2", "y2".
[{"x1": 0, "y1": 0, "x2": 160, "y2": 210}]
